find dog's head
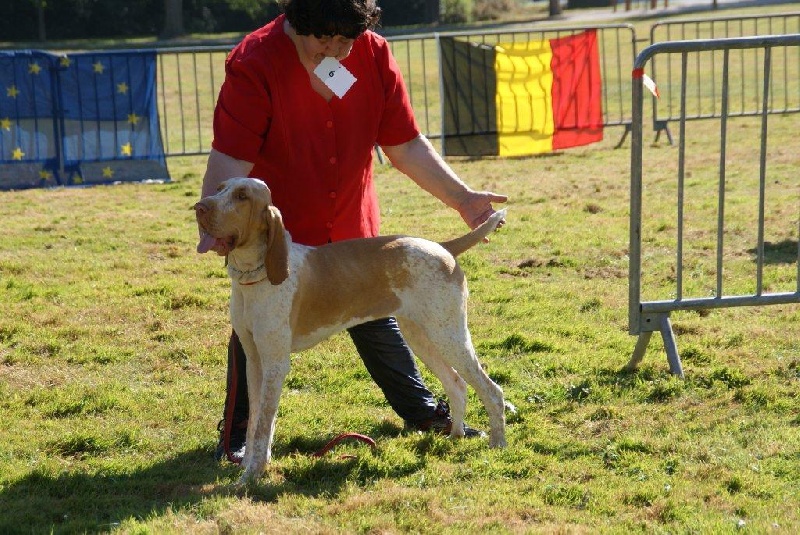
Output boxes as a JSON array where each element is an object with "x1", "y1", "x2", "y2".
[{"x1": 194, "y1": 177, "x2": 289, "y2": 285}]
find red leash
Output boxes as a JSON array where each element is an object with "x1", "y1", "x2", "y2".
[
  {"x1": 312, "y1": 432, "x2": 377, "y2": 458},
  {"x1": 222, "y1": 334, "x2": 376, "y2": 463},
  {"x1": 225, "y1": 431, "x2": 377, "y2": 464},
  {"x1": 222, "y1": 333, "x2": 377, "y2": 464}
]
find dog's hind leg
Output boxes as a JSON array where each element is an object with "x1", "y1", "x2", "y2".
[
  {"x1": 449, "y1": 347, "x2": 506, "y2": 448},
  {"x1": 398, "y1": 318, "x2": 469, "y2": 438},
  {"x1": 401, "y1": 317, "x2": 506, "y2": 448}
]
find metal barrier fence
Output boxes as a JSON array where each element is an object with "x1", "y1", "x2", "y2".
[
  {"x1": 627, "y1": 34, "x2": 800, "y2": 376},
  {"x1": 649, "y1": 12, "x2": 800, "y2": 142},
  {"x1": 153, "y1": 24, "x2": 637, "y2": 158},
  {"x1": 107, "y1": 13, "x2": 800, "y2": 158},
  {"x1": 156, "y1": 46, "x2": 230, "y2": 157},
  {"x1": 5, "y1": 12, "x2": 800, "y2": 162}
]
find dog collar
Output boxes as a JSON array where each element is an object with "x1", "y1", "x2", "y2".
[{"x1": 227, "y1": 263, "x2": 269, "y2": 286}]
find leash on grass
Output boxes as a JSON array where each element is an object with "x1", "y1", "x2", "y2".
[
  {"x1": 224, "y1": 430, "x2": 377, "y2": 465},
  {"x1": 222, "y1": 332, "x2": 376, "y2": 464},
  {"x1": 312, "y1": 433, "x2": 376, "y2": 459}
]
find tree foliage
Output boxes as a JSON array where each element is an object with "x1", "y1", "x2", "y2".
[
  {"x1": 0, "y1": 0, "x2": 276, "y2": 42},
  {"x1": 0, "y1": 0, "x2": 503, "y2": 42},
  {"x1": 224, "y1": 0, "x2": 279, "y2": 20}
]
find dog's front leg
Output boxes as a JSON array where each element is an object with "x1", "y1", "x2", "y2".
[{"x1": 239, "y1": 338, "x2": 290, "y2": 484}]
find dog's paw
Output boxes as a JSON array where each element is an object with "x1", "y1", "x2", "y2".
[
  {"x1": 489, "y1": 436, "x2": 507, "y2": 448},
  {"x1": 236, "y1": 470, "x2": 260, "y2": 487}
]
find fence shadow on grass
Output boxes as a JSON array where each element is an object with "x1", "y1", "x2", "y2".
[{"x1": 749, "y1": 240, "x2": 800, "y2": 265}]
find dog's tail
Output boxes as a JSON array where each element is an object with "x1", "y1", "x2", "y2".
[{"x1": 440, "y1": 208, "x2": 506, "y2": 257}]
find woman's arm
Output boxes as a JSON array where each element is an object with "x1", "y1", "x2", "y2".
[
  {"x1": 382, "y1": 134, "x2": 507, "y2": 229},
  {"x1": 200, "y1": 148, "x2": 255, "y2": 199}
]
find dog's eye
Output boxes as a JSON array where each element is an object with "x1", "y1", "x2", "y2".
[{"x1": 235, "y1": 189, "x2": 248, "y2": 201}]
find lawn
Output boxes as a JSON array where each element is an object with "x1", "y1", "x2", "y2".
[{"x1": 1, "y1": 3, "x2": 799, "y2": 534}]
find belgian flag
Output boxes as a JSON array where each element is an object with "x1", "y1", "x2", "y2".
[{"x1": 440, "y1": 30, "x2": 603, "y2": 157}]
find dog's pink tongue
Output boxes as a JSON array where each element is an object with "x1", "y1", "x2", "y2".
[{"x1": 197, "y1": 233, "x2": 218, "y2": 254}]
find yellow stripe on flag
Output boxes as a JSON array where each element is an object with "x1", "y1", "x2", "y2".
[{"x1": 494, "y1": 40, "x2": 554, "y2": 157}]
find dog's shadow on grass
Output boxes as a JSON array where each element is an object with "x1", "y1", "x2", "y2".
[
  {"x1": 0, "y1": 447, "x2": 233, "y2": 533},
  {"x1": 0, "y1": 423, "x2": 412, "y2": 532}
]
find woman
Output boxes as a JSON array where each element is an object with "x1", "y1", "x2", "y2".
[{"x1": 200, "y1": 0, "x2": 507, "y2": 462}]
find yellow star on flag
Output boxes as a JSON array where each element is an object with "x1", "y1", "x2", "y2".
[
  {"x1": 93, "y1": 62, "x2": 105, "y2": 74},
  {"x1": 0, "y1": 117, "x2": 10, "y2": 131},
  {"x1": 39, "y1": 169, "x2": 53, "y2": 180},
  {"x1": 7, "y1": 85, "x2": 19, "y2": 98},
  {"x1": 117, "y1": 82, "x2": 129, "y2": 94},
  {"x1": 59, "y1": 56, "x2": 71, "y2": 68},
  {"x1": 12, "y1": 147, "x2": 25, "y2": 160},
  {"x1": 127, "y1": 112, "x2": 140, "y2": 126},
  {"x1": 102, "y1": 166, "x2": 114, "y2": 178},
  {"x1": 28, "y1": 63, "x2": 41, "y2": 75},
  {"x1": 121, "y1": 142, "x2": 132, "y2": 156}
]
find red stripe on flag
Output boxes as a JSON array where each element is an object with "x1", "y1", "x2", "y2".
[{"x1": 550, "y1": 30, "x2": 604, "y2": 150}]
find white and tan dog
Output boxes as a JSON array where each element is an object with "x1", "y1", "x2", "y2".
[{"x1": 195, "y1": 177, "x2": 506, "y2": 482}]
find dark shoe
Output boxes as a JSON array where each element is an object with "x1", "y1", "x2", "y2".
[
  {"x1": 405, "y1": 400, "x2": 486, "y2": 438},
  {"x1": 214, "y1": 418, "x2": 247, "y2": 463}
]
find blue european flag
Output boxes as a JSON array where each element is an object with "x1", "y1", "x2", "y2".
[
  {"x1": 0, "y1": 50, "x2": 169, "y2": 190},
  {"x1": 0, "y1": 50, "x2": 60, "y2": 188}
]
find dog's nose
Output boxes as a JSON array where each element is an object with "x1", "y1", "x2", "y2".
[{"x1": 193, "y1": 202, "x2": 208, "y2": 215}]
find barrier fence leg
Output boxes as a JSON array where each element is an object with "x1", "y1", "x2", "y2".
[
  {"x1": 653, "y1": 120, "x2": 674, "y2": 146},
  {"x1": 625, "y1": 331, "x2": 652, "y2": 371},
  {"x1": 626, "y1": 313, "x2": 684, "y2": 377},
  {"x1": 614, "y1": 123, "x2": 632, "y2": 149},
  {"x1": 659, "y1": 314, "x2": 684, "y2": 378}
]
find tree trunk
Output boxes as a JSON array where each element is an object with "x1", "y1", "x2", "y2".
[
  {"x1": 36, "y1": 0, "x2": 46, "y2": 41},
  {"x1": 161, "y1": 0, "x2": 184, "y2": 39},
  {"x1": 425, "y1": 0, "x2": 440, "y2": 24},
  {"x1": 549, "y1": 0, "x2": 562, "y2": 17}
]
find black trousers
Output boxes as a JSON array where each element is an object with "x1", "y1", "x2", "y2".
[{"x1": 223, "y1": 317, "x2": 438, "y2": 427}]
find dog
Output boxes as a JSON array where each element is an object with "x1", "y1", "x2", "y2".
[{"x1": 194, "y1": 177, "x2": 507, "y2": 482}]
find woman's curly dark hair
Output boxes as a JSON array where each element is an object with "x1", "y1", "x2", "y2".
[{"x1": 281, "y1": 0, "x2": 381, "y2": 39}]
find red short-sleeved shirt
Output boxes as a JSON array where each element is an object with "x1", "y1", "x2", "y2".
[{"x1": 212, "y1": 14, "x2": 420, "y2": 246}]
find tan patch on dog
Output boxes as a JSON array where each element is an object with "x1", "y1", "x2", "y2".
[{"x1": 290, "y1": 237, "x2": 415, "y2": 337}]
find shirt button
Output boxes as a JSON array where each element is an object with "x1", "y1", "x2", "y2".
[
  {"x1": 326, "y1": 120, "x2": 333, "y2": 128},
  {"x1": 329, "y1": 156, "x2": 337, "y2": 164},
  {"x1": 329, "y1": 191, "x2": 337, "y2": 199},
  {"x1": 326, "y1": 222, "x2": 333, "y2": 229}
]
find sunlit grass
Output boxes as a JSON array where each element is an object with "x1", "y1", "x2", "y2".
[
  {"x1": 2, "y1": 4, "x2": 800, "y2": 533},
  {"x1": 2, "y1": 111, "x2": 799, "y2": 532}
]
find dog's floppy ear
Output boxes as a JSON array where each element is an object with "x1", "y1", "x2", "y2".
[{"x1": 264, "y1": 205, "x2": 289, "y2": 285}]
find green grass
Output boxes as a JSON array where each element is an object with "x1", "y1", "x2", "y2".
[
  {"x1": 3, "y1": 4, "x2": 800, "y2": 533},
  {"x1": 2, "y1": 112, "x2": 799, "y2": 532}
]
